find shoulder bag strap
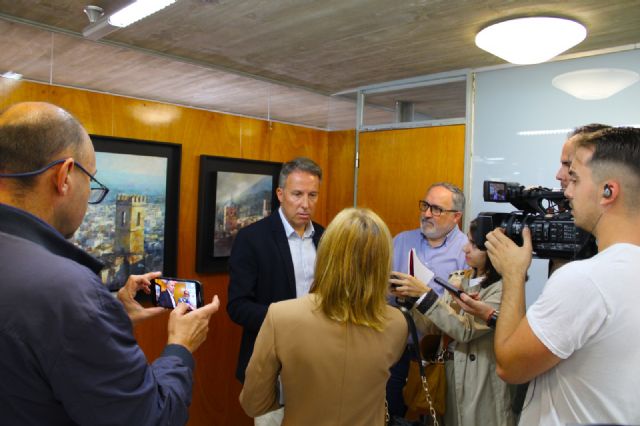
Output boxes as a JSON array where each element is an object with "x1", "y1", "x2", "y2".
[{"x1": 398, "y1": 306, "x2": 439, "y2": 426}]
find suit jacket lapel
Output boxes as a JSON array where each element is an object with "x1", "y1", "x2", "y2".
[
  {"x1": 270, "y1": 213, "x2": 296, "y2": 296},
  {"x1": 312, "y1": 223, "x2": 322, "y2": 248}
]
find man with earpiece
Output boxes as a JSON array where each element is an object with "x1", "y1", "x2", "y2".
[
  {"x1": 549, "y1": 123, "x2": 611, "y2": 273},
  {"x1": 484, "y1": 127, "x2": 640, "y2": 425},
  {"x1": 457, "y1": 124, "x2": 611, "y2": 420}
]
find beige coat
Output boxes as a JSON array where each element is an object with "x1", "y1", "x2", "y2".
[
  {"x1": 412, "y1": 274, "x2": 516, "y2": 426},
  {"x1": 240, "y1": 293, "x2": 408, "y2": 426}
]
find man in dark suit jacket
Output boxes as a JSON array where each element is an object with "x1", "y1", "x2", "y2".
[
  {"x1": 158, "y1": 280, "x2": 177, "y2": 308},
  {"x1": 227, "y1": 157, "x2": 324, "y2": 383}
]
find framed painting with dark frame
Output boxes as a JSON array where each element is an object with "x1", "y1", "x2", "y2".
[
  {"x1": 71, "y1": 135, "x2": 181, "y2": 291},
  {"x1": 196, "y1": 156, "x2": 281, "y2": 273}
]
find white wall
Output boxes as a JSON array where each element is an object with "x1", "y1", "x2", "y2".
[{"x1": 470, "y1": 48, "x2": 640, "y2": 306}]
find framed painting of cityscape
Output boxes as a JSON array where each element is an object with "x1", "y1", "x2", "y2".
[
  {"x1": 196, "y1": 156, "x2": 281, "y2": 273},
  {"x1": 71, "y1": 135, "x2": 181, "y2": 290}
]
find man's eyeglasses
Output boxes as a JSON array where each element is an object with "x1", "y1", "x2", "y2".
[
  {"x1": 418, "y1": 200, "x2": 458, "y2": 217},
  {"x1": 0, "y1": 158, "x2": 110, "y2": 204}
]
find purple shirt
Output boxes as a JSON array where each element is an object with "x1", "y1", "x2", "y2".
[{"x1": 393, "y1": 226, "x2": 468, "y2": 296}]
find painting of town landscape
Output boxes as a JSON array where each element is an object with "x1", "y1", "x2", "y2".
[
  {"x1": 72, "y1": 151, "x2": 169, "y2": 290},
  {"x1": 196, "y1": 156, "x2": 280, "y2": 273},
  {"x1": 213, "y1": 171, "x2": 272, "y2": 257}
]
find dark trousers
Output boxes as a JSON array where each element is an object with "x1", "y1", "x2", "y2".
[{"x1": 386, "y1": 346, "x2": 411, "y2": 417}]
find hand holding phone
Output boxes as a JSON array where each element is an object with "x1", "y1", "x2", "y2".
[
  {"x1": 167, "y1": 295, "x2": 220, "y2": 353},
  {"x1": 389, "y1": 273, "x2": 402, "y2": 289},
  {"x1": 151, "y1": 277, "x2": 204, "y2": 310},
  {"x1": 433, "y1": 276, "x2": 465, "y2": 298},
  {"x1": 118, "y1": 271, "x2": 166, "y2": 324}
]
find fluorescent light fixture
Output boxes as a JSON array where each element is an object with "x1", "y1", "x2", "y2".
[
  {"x1": 519, "y1": 124, "x2": 640, "y2": 136},
  {"x1": 109, "y1": 0, "x2": 177, "y2": 27},
  {"x1": 83, "y1": 0, "x2": 177, "y2": 41},
  {"x1": 517, "y1": 128, "x2": 573, "y2": 136},
  {"x1": 1, "y1": 71, "x2": 23, "y2": 80},
  {"x1": 475, "y1": 17, "x2": 586, "y2": 65},
  {"x1": 552, "y1": 68, "x2": 640, "y2": 100}
]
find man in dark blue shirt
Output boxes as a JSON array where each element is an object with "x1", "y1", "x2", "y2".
[{"x1": 0, "y1": 102, "x2": 220, "y2": 425}]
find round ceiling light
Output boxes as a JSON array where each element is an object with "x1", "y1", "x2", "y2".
[
  {"x1": 552, "y1": 68, "x2": 640, "y2": 100},
  {"x1": 475, "y1": 17, "x2": 587, "y2": 65}
]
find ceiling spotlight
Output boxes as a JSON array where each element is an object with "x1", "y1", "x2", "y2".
[
  {"x1": 1, "y1": 71, "x2": 23, "y2": 80},
  {"x1": 475, "y1": 17, "x2": 587, "y2": 65},
  {"x1": 83, "y1": 0, "x2": 177, "y2": 41},
  {"x1": 83, "y1": 5, "x2": 104, "y2": 23},
  {"x1": 552, "y1": 68, "x2": 640, "y2": 100}
]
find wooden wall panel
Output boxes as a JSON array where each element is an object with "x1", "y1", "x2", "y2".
[
  {"x1": 357, "y1": 125, "x2": 466, "y2": 237},
  {"x1": 238, "y1": 118, "x2": 271, "y2": 160},
  {"x1": 1, "y1": 79, "x2": 330, "y2": 426},
  {"x1": 49, "y1": 86, "x2": 114, "y2": 136},
  {"x1": 1, "y1": 79, "x2": 465, "y2": 425},
  {"x1": 326, "y1": 129, "x2": 356, "y2": 222},
  {"x1": 1, "y1": 79, "x2": 50, "y2": 109}
]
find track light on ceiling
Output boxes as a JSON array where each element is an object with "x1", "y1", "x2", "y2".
[
  {"x1": 475, "y1": 17, "x2": 587, "y2": 65},
  {"x1": 82, "y1": 0, "x2": 177, "y2": 41}
]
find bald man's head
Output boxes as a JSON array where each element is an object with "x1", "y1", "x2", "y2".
[{"x1": 0, "y1": 102, "x2": 88, "y2": 186}]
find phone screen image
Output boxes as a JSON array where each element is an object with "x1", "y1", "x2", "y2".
[{"x1": 151, "y1": 277, "x2": 203, "y2": 309}]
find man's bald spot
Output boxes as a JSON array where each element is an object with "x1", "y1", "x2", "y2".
[
  {"x1": 0, "y1": 102, "x2": 73, "y2": 126},
  {"x1": 0, "y1": 102, "x2": 88, "y2": 175}
]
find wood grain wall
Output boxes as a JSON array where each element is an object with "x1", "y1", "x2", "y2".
[
  {"x1": 1, "y1": 79, "x2": 465, "y2": 425},
  {"x1": 357, "y1": 126, "x2": 466, "y2": 237},
  {"x1": 0, "y1": 79, "x2": 330, "y2": 426},
  {"x1": 326, "y1": 129, "x2": 356, "y2": 219}
]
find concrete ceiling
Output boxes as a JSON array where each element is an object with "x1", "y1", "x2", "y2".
[{"x1": 1, "y1": 0, "x2": 639, "y2": 129}]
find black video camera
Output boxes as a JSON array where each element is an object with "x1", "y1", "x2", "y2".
[{"x1": 475, "y1": 181, "x2": 596, "y2": 260}]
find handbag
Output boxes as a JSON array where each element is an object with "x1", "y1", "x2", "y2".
[
  {"x1": 387, "y1": 307, "x2": 440, "y2": 426},
  {"x1": 403, "y1": 350, "x2": 446, "y2": 419}
]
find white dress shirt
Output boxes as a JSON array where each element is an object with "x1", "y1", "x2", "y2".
[{"x1": 278, "y1": 207, "x2": 316, "y2": 297}]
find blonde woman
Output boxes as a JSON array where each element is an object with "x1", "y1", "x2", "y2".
[{"x1": 240, "y1": 208, "x2": 408, "y2": 425}]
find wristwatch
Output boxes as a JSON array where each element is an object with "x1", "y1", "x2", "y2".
[{"x1": 486, "y1": 310, "x2": 499, "y2": 329}]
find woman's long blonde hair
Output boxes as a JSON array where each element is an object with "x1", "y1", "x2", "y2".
[{"x1": 310, "y1": 207, "x2": 392, "y2": 331}]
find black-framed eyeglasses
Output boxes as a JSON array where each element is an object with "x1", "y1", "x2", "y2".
[
  {"x1": 418, "y1": 200, "x2": 458, "y2": 217},
  {"x1": 0, "y1": 158, "x2": 109, "y2": 204}
]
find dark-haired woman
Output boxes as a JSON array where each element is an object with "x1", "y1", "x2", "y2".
[{"x1": 391, "y1": 219, "x2": 515, "y2": 426}]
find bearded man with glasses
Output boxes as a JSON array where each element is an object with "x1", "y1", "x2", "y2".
[
  {"x1": 0, "y1": 102, "x2": 220, "y2": 425},
  {"x1": 385, "y1": 182, "x2": 469, "y2": 419}
]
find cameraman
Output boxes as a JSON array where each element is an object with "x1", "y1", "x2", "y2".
[
  {"x1": 485, "y1": 127, "x2": 640, "y2": 425},
  {"x1": 458, "y1": 124, "x2": 611, "y2": 318},
  {"x1": 550, "y1": 124, "x2": 611, "y2": 273},
  {"x1": 457, "y1": 124, "x2": 611, "y2": 419},
  {"x1": 457, "y1": 125, "x2": 612, "y2": 323}
]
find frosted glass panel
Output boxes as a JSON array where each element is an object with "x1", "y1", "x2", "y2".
[{"x1": 471, "y1": 49, "x2": 640, "y2": 305}]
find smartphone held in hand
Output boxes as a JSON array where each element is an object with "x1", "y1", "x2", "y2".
[
  {"x1": 434, "y1": 276, "x2": 465, "y2": 298},
  {"x1": 150, "y1": 277, "x2": 204, "y2": 310}
]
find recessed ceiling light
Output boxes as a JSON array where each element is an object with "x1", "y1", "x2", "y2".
[
  {"x1": 1, "y1": 71, "x2": 23, "y2": 80},
  {"x1": 552, "y1": 68, "x2": 640, "y2": 100},
  {"x1": 475, "y1": 17, "x2": 587, "y2": 65}
]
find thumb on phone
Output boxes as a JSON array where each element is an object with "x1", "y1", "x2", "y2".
[{"x1": 167, "y1": 295, "x2": 220, "y2": 353}]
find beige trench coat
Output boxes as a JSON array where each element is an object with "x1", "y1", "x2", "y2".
[
  {"x1": 240, "y1": 294, "x2": 408, "y2": 426},
  {"x1": 412, "y1": 272, "x2": 516, "y2": 426}
]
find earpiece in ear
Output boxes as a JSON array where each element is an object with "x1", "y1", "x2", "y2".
[{"x1": 603, "y1": 184, "x2": 612, "y2": 198}]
